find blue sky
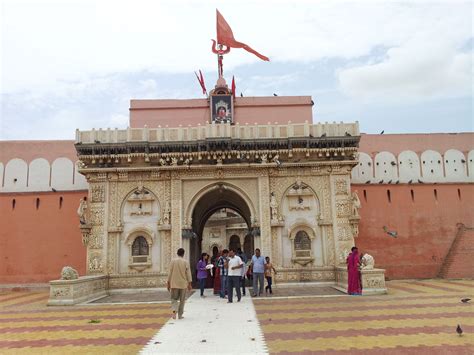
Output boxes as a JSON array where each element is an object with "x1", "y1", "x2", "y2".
[{"x1": 1, "y1": 0, "x2": 472, "y2": 140}]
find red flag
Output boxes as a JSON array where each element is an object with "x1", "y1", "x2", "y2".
[
  {"x1": 199, "y1": 70, "x2": 207, "y2": 94},
  {"x1": 194, "y1": 70, "x2": 207, "y2": 95},
  {"x1": 216, "y1": 9, "x2": 269, "y2": 61},
  {"x1": 231, "y1": 75, "x2": 236, "y2": 98}
]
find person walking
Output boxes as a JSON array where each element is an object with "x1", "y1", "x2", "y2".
[
  {"x1": 237, "y1": 248, "x2": 248, "y2": 296},
  {"x1": 264, "y1": 256, "x2": 277, "y2": 295},
  {"x1": 196, "y1": 253, "x2": 208, "y2": 297},
  {"x1": 217, "y1": 249, "x2": 229, "y2": 298},
  {"x1": 167, "y1": 248, "x2": 192, "y2": 319},
  {"x1": 226, "y1": 249, "x2": 243, "y2": 303},
  {"x1": 250, "y1": 248, "x2": 266, "y2": 297}
]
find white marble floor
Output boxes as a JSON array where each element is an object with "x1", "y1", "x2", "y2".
[{"x1": 140, "y1": 288, "x2": 268, "y2": 354}]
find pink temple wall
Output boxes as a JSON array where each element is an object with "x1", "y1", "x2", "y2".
[{"x1": 129, "y1": 96, "x2": 313, "y2": 128}]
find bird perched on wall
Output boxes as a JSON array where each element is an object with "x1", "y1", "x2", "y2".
[
  {"x1": 94, "y1": 140, "x2": 101, "y2": 144},
  {"x1": 408, "y1": 179, "x2": 413, "y2": 184},
  {"x1": 418, "y1": 179, "x2": 424, "y2": 184},
  {"x1": 345, "y1": 132, "x2": 352, "y2": 136},
  {"x1": 51, "y1": 187, "x2": 57, "y2": 192},
  {"x1": 311, "y1": 100, "x2": 314, "y2": 106},
  {"x1": 240, "y1": 93, "x2": 243, "y2": 97},
  {"x1": 383, "y1": 226, "x2": 398, "y2": 238},
  {"x1": 321, "y1": 133, "x2": 327, "y2": 138},
  {"x1": 378, "y1": 180, "x2": 384, "y2": 184},
  {"x1": 273, "y1": 93, "x2": 278, "y2": 96},
  {"x1": 461, "y1": 298, "x2": 471, "y2": 303},
  {"x1": 387, "y1": 180, "x2": 392, "y2": 184},
  {"x1": 395, "y1": 180, "x2": 399, "y2": 184},
  {"x1": 391, "y1": 161, "x2": 397, "y2": 166},
  {"x1": 365, "y1": 180, "x2": 371, "y2": 184},
  {"x1": 380, "y1": 130, "x2": 384, "y2": 134},
  {"x1": 456, "y1": 324, "x2": 463, "y2": 336}
]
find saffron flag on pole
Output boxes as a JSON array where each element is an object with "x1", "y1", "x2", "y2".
[{"x1": 216, "y1": 9, "x2": 269, "y2": 61}]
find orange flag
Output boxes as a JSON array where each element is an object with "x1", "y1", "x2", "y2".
[{"x1": 216, "y1": 9, "x2": 269, "y2": 61}]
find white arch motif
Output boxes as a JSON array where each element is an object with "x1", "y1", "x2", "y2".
[
  {"x1": 351, "y1": 152, "x2": 373, "y2": 183},
  {"x1": 4, "y1": 158, "x2": 28, "y2": 192},
  {"x1": 444, "y1": 149, "x2": 467, "y2": 182}
]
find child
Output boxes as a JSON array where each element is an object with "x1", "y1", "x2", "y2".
[{"x1": 264, "y1": 256, "x2": 277, "y2": 295}]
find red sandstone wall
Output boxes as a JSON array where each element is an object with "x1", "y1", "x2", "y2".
[
  {"x1": 0, "y1": 191, "x2": 87, "y2": 283},
  {"x1": 353, "y1": 184, "x2": 474, "y2": 279}
]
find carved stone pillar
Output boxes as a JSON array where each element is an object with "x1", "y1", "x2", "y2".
[
  {"x1": 170, "y1": 177, "x2": 182, "y2": 254},
  {"x1": 107, "y1": 226, "x2": 122, "y2": 275},
  {"x1": 258, "y1": 175, "x2": 272, "y2": 258}
]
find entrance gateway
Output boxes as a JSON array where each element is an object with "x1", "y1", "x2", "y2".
[
  {"x1": 47, "y1": 85, "x2": 386, "y2": 306},
  {"x1": 47, "y1": 12, "x2": 386, "y2": 304}
]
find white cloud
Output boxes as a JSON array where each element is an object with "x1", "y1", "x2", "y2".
[
  {"x1": 338, "y1": 39, "x2": 472, "y2": 102},
  {"x1": 2, "y1": 0, "x2": 472, "y2": 94}
]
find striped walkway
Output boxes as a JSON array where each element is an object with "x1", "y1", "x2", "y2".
[{"x1": 0, "y1": 279, "x2": 472, "y2": 354}]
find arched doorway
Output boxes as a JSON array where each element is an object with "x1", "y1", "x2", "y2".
[
  {"x1": 228, "y1": 235, "x2": 241, "y2": 251},
  {"x1": 188, "y1": 184, "x2": 254, "y2": 286}
]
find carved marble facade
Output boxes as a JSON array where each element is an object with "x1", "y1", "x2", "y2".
[{"x1": 69, "y1": 122, "x2": 377, "y2": 290}]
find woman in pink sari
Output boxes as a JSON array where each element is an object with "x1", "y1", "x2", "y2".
[{"x1": 347, "y1": 246, "x2": 362, "y2": 295}]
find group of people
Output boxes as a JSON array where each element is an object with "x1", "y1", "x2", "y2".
[{"x1": 167, "y1": 247, "x2": 276, "y2": 319}]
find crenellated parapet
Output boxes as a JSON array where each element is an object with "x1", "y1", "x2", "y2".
[{"x1": 352, "y1": 149, "x2": 474, "y2": 184}]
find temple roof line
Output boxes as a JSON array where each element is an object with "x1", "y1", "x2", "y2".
[{"x1": 75, "y1": 121, "x2": 359, "y2": 145}]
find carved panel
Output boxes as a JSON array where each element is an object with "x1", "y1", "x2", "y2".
[
  {"x1": 89, "y1": 227, "x2": 104, "y2": 249},
  {"x1": 91, "y1": 184, "x2": 105, "y2": 202},
  {"x1": 336, "y1": 200, "x2": 351, "y2": 217},
  {"x1": 90, "y1": 207, "x2": 105, "y2": 226},
  {"x1": 336, "y1": 221, "x2": 353, "y2": 241},
  {"x1": 335, "y1": 178, "x2": 348, "y2": 195},
  {"x1": 88, "y1": 253, "x2": 103, "y2": 273}
]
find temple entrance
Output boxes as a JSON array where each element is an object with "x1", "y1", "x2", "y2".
[{"x1": 188, "y1": 184, "x2": 254, "y2": 286}]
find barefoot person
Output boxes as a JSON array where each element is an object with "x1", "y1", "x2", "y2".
[
  {"x1": 226, "y1": 249, "x2": 243, "y2": 303},
  {"x1": 167, "y1": 248, "x2": 192, "y2": 319}
]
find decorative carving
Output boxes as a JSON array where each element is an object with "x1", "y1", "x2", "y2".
[
  {"x1": 351, "y1": 190, "x2": 361, "y2": 217},
  {"x1": 60, "y1": 266, "x2": 79, "y2": 280},
  {"x1": 162, "y1": 201, "x2": 171, "y2": 225},
  {"x1": 270, "y1": 192, "x2": 279, "y2": 222},
  {"x1": 77, "y1": 198, "x2": 88, "y2": 224},
  {"x1": 80, "y1": 224, "x2": 92, "y2": 246},
  {"x1": 90, "y1": 207, "x2": 105, "y2": 225},
  {"x1": 107, "y1": 232, "x2": 117, "y2": 274},
  {"x1": 91, "y1": 185, "x2": 105, "y2": 202},
  {"x1": 335, "y1": 178, "x2": 348, "y2": 195},
  {"x1": 337, "y1": 222, "x2": 353, "y2": 241},
  {"x1": 361, "y1": 253, "x2": 375, "y2": 270},
  {"x1": 336, "y1": 201, "x2": 351, "y2": 217},
  {"x1": 53, "y1": 287, "x2": 71, "y2": 297},
  {"x1": 365, "y1": 277, "x2": 384, "y2": 289},
  {"x1": 88, "y1": 228, "x2": 104, "y2": 249},
  {"x1": 88, "y1": 254, "x2": 103, "y2": 272}
]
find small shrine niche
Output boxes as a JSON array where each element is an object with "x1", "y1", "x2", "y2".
[
  {"x1": 127, "y1": 185, "x2": 154, "y2": 216},
  {"x1": 209, "y1": 78, "x2": 233, "y2": 124},
  {"x1": 286, "y1": 179, "x2": 314, "y2": 211}
]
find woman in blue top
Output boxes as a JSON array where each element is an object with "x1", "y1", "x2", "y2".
[{"x1": 196, "y1": 253, "x2": 208, "y2": 297}]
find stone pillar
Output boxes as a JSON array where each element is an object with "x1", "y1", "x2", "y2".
[
  {"x1": 258, "y1": 175, "x2": 272, "y2": 259},
  {"x1": 106, "y1": 228, "x2": 122, "y2": 275},
  {"x1": 170, "y1": 177, "x2": 182, "y2": 254}
]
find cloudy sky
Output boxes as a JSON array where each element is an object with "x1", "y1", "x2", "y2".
[{"x1": 1, "y1": 0, "x2": 472, "y2": 140}]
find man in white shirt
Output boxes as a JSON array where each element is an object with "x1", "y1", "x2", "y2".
[{"x1": 226, "y1": 249, "x2": 243, "y2": 303}]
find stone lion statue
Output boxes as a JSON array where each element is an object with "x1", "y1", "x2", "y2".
[
  {"x1": 360, "y1": 253, "x2": 375, "y2": 270},
  {"x1": 60, "y1": 266, "x2": 79, "y2": 280}
]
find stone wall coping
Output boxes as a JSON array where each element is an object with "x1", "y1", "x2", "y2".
[
  {"x1": 49, "y1": 274, "x2": 107, "y2": 285},
  {"x1": 75, "y1": 121, "x2": 360, "y2": 144}
]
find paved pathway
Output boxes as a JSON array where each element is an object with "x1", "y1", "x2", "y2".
[{"x1": 140, "y1": 289, "x2": 268, "y2": 354}]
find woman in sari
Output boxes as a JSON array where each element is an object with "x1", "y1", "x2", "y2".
[{"x1": 347, "y1": 246, "x2": 362, "y2": 295}]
